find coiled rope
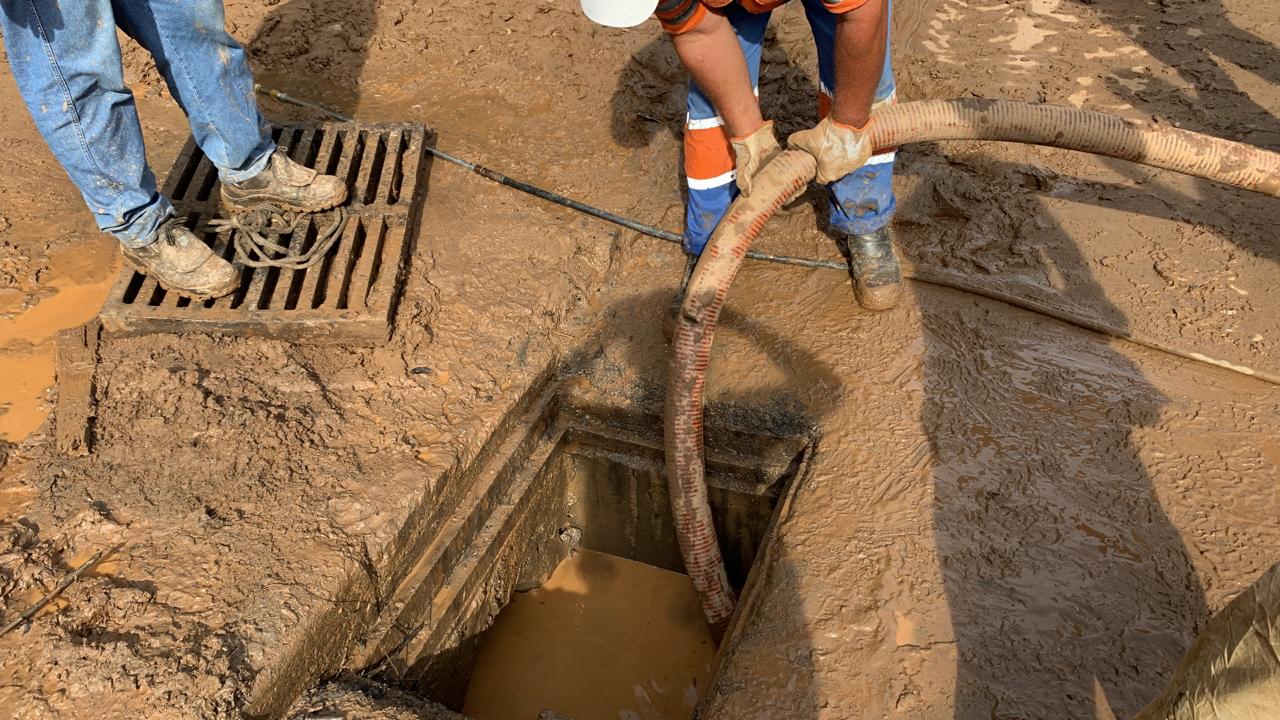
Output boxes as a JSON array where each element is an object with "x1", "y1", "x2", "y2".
[{"x1": 210, "y1": 205, "x2": 348, "y2": 269}]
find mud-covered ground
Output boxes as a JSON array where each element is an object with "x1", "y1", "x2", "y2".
[{"x1": 0, "y1": 0, "x2": 1277, "y2": 717}]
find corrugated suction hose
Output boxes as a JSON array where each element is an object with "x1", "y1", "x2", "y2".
[{"x1": 668, "y1": 99, "x2": 1280, "y2": 640}]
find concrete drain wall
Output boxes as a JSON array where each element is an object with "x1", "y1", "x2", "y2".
[{"x1": 346, "y1": 389, "x2": 812, "y2": 712}]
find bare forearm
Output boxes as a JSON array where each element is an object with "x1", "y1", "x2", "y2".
[
  {"x1": 831, "y1": 0, "x2": 887, "y2": 128},
  {"x1": 670, "y1": 13, "x2": 764, "y2": 138}
]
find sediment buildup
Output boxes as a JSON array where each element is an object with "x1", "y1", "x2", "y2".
[{"x1": 667, "y1": 98, "x2": 1280, "y2": 636}]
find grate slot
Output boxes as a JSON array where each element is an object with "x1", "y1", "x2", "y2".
[
  {"x1": 385, "y1": 131, "x2": 406, "y2": 205},
  {"x1": 334, "y1": 218, "x2": 368, "y2": 310},
  {"x1": 121, "y1": 268, "x2": 146, "y2": 305},
  {"x1": 324, "y1": 131, "x2": 345, "y2": 176},
  {"x1": 146, "y1": 281, "x2": 167, "y2": 308},
  {"x1": 343, "y1": 131, "x2": 368, "y2": 200},
  {"x1": 194, "y1": 154, "x2": 222, "y2": 202},
  {"x1": 356, "y1": 216, "x2": 389, "y2": 309},
  {"x1": 366, "y1": 222, "x2": 406, "y2": 312},
  {"x1": 351, "y1": 130, "x2": 382, "y2": 207},
  {"x1": 363, "y1": 133, "x2": 389, "y2": 205}
]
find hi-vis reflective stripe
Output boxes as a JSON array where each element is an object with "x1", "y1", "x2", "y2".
[
  {"x1": 687, "y1": 169, "x2": 736, "y2": 190},
  {"x1": 686, "y1": 87, "x2": 758, "y2": 129},
  {"x1": 686, "y1": 115, "x2": 724, "y2": 130},
  {"x1": 866, "y1": 150, "x2": 896, "y2": 165}
]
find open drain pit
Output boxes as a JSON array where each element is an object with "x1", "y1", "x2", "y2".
[{"x1": 338, "y1": 390, "x2": 813, "y2": 719}]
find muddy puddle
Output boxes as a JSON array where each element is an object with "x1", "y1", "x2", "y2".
[
  {"x1": 0, "y1": 243, "x2": 118, "y2": 443},
  {"x1": 463, "y1": 549, "x2": 715, "y2": 720}
]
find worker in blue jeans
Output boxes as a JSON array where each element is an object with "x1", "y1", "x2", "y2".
[{"x1": 0, "y1": 0, "x2": 346, "y2": 299}]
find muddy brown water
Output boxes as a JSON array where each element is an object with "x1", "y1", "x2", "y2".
[
  {"x1": 463, "y1": 549, "x2": 714, "y2": 720},
  {"x1": 0, "y1": 259, "x2": 117, "y2": 443}
]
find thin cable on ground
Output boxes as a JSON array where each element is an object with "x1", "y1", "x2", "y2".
[
  {"x1": 0, "y1": 550, "x2": 106, "y2": 637},
  {"x1": 255, "y1": 85, "x2": 836, "y2": 271},
  {"x1": 254, "y1": 85, "x2": 1277, "y2": 386},
  {"x1": 210, "y1": 205, "x2": 348, "y2": 269},
  {"x1": 904, "y1": 266, "x2": 1280, "y2": 385}
]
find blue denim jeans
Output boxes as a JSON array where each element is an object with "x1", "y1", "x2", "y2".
[{"x1": 0, "y1": 0, "x2": 274, "y2": 247}]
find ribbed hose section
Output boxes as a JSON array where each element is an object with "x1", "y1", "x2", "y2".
[
  {"x1": 870, "y1": 99, "x2": 1280, "y2": 197},
  {"x1": 669, "y1": 100, "x2": 1279, "y2": 639},
  {"x1": 666, "y1": 151, "x2": 817, "y2": 642}
]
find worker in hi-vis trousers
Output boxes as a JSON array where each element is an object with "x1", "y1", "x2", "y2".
[{"x1": 583, "y1": 0, "x2": 902, "y2": 310}]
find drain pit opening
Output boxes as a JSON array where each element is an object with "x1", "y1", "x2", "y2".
[{"x1": 456, "y1": 422, "x2": 809, "y2": 720}]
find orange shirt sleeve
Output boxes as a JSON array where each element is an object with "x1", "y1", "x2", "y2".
[{"x1": 655, "y1": 0, "x2": 709, "y2": 34}]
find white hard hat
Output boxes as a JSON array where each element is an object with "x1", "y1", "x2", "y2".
[{"x1": 580, "y1": 0, "x2": 659, "y2": 27}]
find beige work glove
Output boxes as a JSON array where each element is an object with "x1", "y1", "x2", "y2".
[
  {"x1": 729, "y1": 121, "x2": 782, "y2": 197},
  {"x1": 788, "y1": 116, "x2": 874, "y2": 185}
]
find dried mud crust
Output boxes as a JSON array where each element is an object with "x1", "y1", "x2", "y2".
[{"x1": 0, "y1": 0, "x2": 1276, "y2": 718}]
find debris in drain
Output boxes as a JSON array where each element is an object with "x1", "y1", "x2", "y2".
[{"x1": 557, "y1": 525, "x2": 582, "y2": 546}]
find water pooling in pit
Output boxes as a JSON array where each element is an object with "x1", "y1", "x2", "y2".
[
  {"x1": 457, "y1": 422, "x2": 808, "y2": 719},
  {"x1": 453, "y1": 420, "x2": 809, "y2": 719},
  {"x1": 463, "y1": 549, "x2": 714, "y2": 720}
]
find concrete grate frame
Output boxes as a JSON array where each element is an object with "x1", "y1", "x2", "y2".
[{"x1": 99, "y1": 122, "x2": 429, "y2": 344}]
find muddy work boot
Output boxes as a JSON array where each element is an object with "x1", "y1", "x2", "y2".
[
  {"x1": 845, "y1": 227, "x2": 903, "y2": 311},
  {"x1": 120, "y1": 218, "x2": 239, "y2": 300},
  {"x1": 221, "y1": 148, "x2": 347, "y2": 212}
]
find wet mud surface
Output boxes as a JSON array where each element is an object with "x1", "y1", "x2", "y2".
[{"x1": 0, "y1": 0, "x2": 1277, "y2": 717}]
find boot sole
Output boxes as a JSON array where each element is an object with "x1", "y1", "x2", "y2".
[
  {"x1": 122, "y1": 255, "x2": 241, "y2": 302},
  {"x1": 854, "y1": 280, "x2": 903, "y2": 312},
  {"x1": 219, "y1": 185, "x2": 349, "y2": 214}
]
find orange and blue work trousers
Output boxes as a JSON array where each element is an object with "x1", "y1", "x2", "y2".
[{"x1": 660, "y1": 0, "x2": 897, "y2": 254}]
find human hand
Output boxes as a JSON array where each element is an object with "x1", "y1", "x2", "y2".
[
  {"x1": 729, "y1": 121, "x2": 782, "y2": 197},
  {"x1": 788, "y1": 116, "x2": 873, "y2": 185}
]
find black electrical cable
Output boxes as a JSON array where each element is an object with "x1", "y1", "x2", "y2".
[{"x1": 254, "y1": 85, "x2": 847, "y2": 272}]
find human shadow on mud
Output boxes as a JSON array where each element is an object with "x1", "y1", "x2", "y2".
[
  {"x1": 609, "y1": 28, "x2": 826, "y2": 201},
  {"x1": 608, "y1": 36, "x2": 686, "y2": 150},
  {"x1": 902, "y1": 161, "x2": 1211, "y2": 718},
  {"x1": 1064, "y1": 0, "x2": 1279, "y2": 144},
  {"x1": 562, "y1": 288, "x2": 836, "y2": 719},
  {"x1": 246, "y1": 0, "x2": 376, "y2": 116},
  {"x1": 1058, "y1": 0, "x2": 1279, "y2": 264}
]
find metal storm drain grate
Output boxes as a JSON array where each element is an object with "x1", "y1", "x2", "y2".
[{"x1": 99, "y1": 122, "x2": 428, "y2": 344}]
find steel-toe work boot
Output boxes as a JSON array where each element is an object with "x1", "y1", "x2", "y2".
[
  {"x1": 120, "y1": 219, "x2": 239, "y2": 300},
  {"x1": 846, "y1": 226, "x2": 902, "y2": 311},
  {"x1": 221, "y1": 148, "x2": 347, "y2": 212}
]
